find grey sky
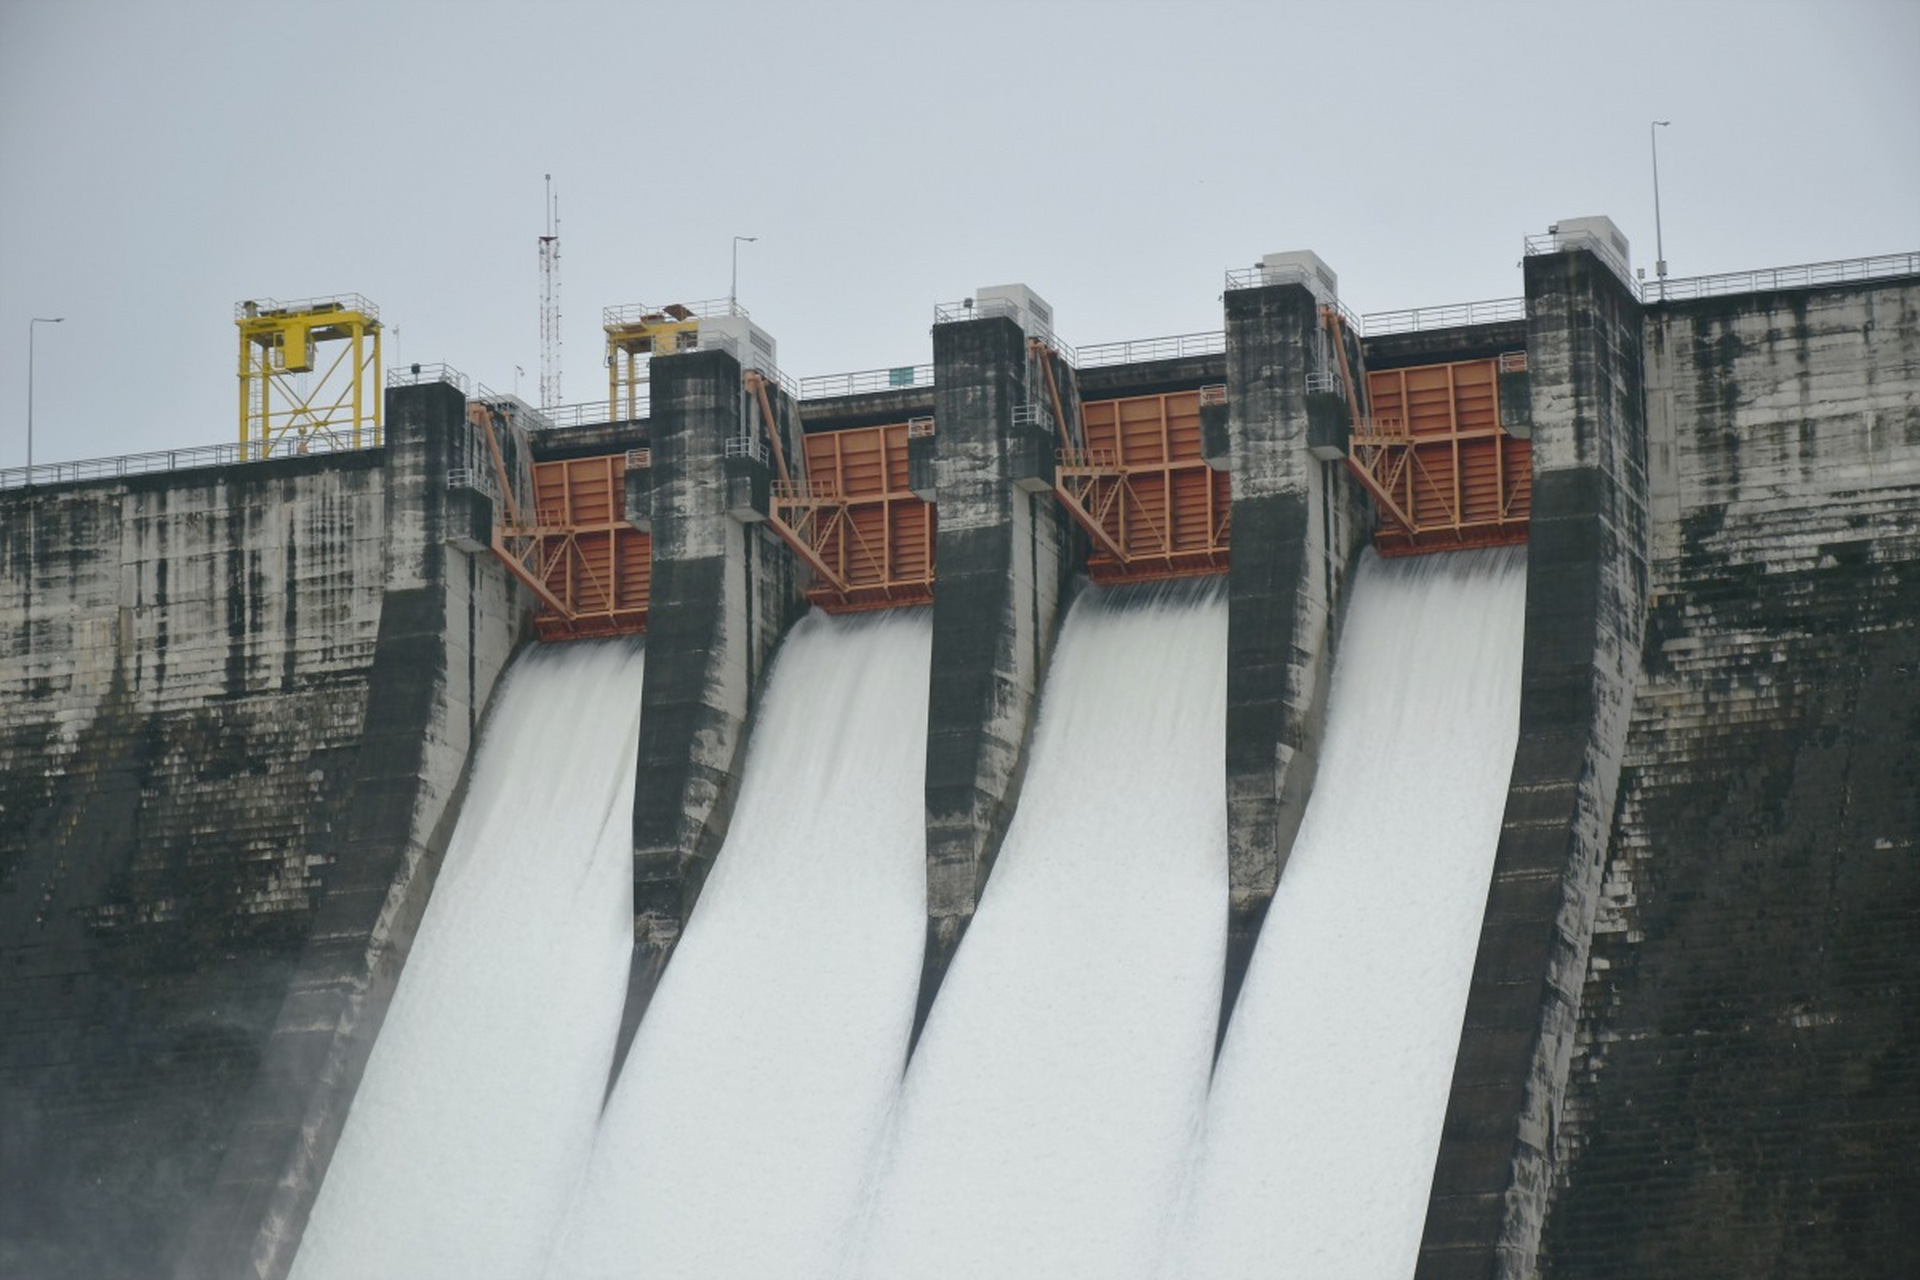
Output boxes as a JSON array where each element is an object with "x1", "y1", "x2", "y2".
[{"x1": 3, "y1": 0, "x2": 1916, "y2": 465}]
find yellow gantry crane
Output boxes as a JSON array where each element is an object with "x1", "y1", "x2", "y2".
[
  {"x1": 237, "y1": 295, "x2": 382, "y2": 460},
  {"x1": 603, "y1": 301, "x2": 708, "y2": 422}
]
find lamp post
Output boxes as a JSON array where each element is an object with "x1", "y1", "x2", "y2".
[
  {"x1": 28, "y1": 316, "x2": 64, "y2": 474},
  {"x1": 731, "y1": 235, "x2": 757, "y2": 315},
  {"x1": 1651, "y1": 120, "x2": 1671, "y2": 300}
]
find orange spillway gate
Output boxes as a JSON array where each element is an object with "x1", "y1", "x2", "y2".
[
  {"x1": 1348, "y1": 356, "x2": 1531, "y2": 556},
  {"x1": 1055, "y1": 388, "x2": 1231, "y2": 583},
  {"x1": 770, "y1": 421, "x2": 935, "y2": 612},
  {"x1": 490, "y1": 448, "x2": 652, "y2": 641}
]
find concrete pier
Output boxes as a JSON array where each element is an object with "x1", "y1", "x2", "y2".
[
  {"x1": 1417, "y1": 239, "x2": 1651, "y2": 1280},
  {"x1": 617, "y1": 347, "x2": 805, "y2": 1071},
  {"x1": 1217, "y1": 264, "x2": 1368, "y2": 1045},
  {"x1": 913, "y1": 307, "x2": 1074, "y2": 1048}
]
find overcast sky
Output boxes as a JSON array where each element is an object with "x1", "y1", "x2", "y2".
[{"x1": 3, "y1": 0, "x2": 1915, "y2": 465}]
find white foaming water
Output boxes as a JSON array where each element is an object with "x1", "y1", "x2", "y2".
[
  {"x1": 290, "y1": 639, "x2": 645, "y2": 1280},
  {"x1": 547, "y1": 609, "x2": 931, "y2": 1280},
  {"x1": 1162, "y1": 547, "x2": 1527, "y2": 1279},
  {"x1": 854, "y1": 582, "x2": 1229, "y2": 1280}
]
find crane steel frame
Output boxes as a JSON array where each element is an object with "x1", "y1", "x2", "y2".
[{"x1": 236, "y1": 296, "x2": 382, "y2": 461}]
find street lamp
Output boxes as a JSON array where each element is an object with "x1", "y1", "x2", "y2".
[
  {"x1": 731, "y1": 235, "x2": 758, "y2": 315},
  {"x1": 1651, "y1": 120, "x2": 1671, "y2": 300},
  {"x1": 28, "y1": 316, "x2": 65, "y2": 474}
]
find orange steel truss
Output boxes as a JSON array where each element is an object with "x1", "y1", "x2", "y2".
[
  {"x1": 769, "y1": 422, "x2": 934, "y2": 612},
  {"x1": 489, "y1": 445, "x2": 652, "y2": 641},
  {"x1": 1056, "y1": 389, "x2": 1231, "y2": 582},
  {"x1": 1349, "y1": 357, "x2": 1531, "y2": 556}
]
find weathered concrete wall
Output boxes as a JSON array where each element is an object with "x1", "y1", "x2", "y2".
[
  {"x1": 1418, "y1": 247, "x2": 1651, "y2": 1279},
  {"x1": 1218, "y1": 279, "x2": 1368, "y2": 1041},
  {"x1": 177, "y1": 382, "x2": 524, "y2": 1279},
  {"x1": 0, "y1": 380, "x2": 524, "y2": 1280},
  {"x1": 914, "y1": 316, "x2": 1073, "y2": 1043},
  {"x1": 0, "y1": 454, "x2": 386, "y2": 1280},
  {"x1": 1539, "y1": 277, "x2": 1920, "y2": 1276},
  {"x1": 619, "y1": 349, "x2": 804, "y2": 1065}
]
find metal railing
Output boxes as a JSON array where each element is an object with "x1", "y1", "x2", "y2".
[
  {"x1": 934, "y1": 297, "x2": 1023, "y2": 326},
  {"x1": 1076, "y1": 330, "x2": 1225, "y2": 368},
  {"x1": 1305, "y1": 370, "x2": 1343, "y2": 397},
  {"x1": 603, "y1": 297, "x2": 743, "y2": 326},
  {"x1": 1224, "y1": 267, "x2": 1363, "y2": 338},
  {"x1": 235, "y1": 293, "x2": 380, "y2": 321},
  {"x1": 1363, "y1": 297, "x2": 1527, "y2": 335},
  {"x1": 1011, "y1": 403, "x2": 1051, "y2": 430},
  {"x1": 0, "y1": 433, "x2": 377, "y2": 492},
  {"x1": 798, "y1": 364, "x2": 934, "y2": 399},
  {"x1": 724, "y1": 434, "x2": 770, "y2": 465},
  {"x1": 1525, "y1": 230, "x2": 1637, "y2": 295},
  {"x1": 387, "y1": 361, "x2": 470, "y2": 392},
  {"x1": 933, "y1": 298, "x2": 1077, "y2": 366},
  {"x1": 537, "y1": 397, "x2": 648, "y2": 430},
  {"x1": 1653, "y1": 252, "x2": 1920, "y2": 302}
]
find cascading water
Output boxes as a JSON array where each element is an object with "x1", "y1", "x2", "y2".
[
  {"x1": 853, "y1": 580, "x2": 1229, "y2": 1280},
  {"x1": 547, "y1": 609, "x2": 931, "y2": 1280},
  {"x1": 1162, "y1": 547, "x2": 1527, "y2": 1279},
  {"x1": 290, "y1": 639, "x2": 646, "y2": 1280}
]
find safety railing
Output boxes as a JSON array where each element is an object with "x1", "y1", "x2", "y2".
[
  {"x1": 1363, "y1": 297, "x2": 1527, "y2": 335},
  {"x1": 1011, "y1": 403, "x2": 1051, "y2": 430},
  {"x1": 387, "y1": 362, "x2": 470, "y2": 392},
  {"x1": 1350, "y1": 416, "x2": 1411, "y2": 442},
  {"x1": 1525, "y1": 230, "x2": 1637, "y2": 295},
  {"x1": 934, "y1": 298, "x2": 1077, "y2": 366},
  {"x1": 1652, "y1": 252, "x2": 1920, "y2": 301},
  {"x1": 603, "y1": 297, "x2": 743, "y2": 326},
  {"x1": 798, "y1": 364, "x2": 934, "y2": 399},
  {"x1": 724, "y1": 434, "x2": 770, "y2": 465},
  {"x1": 1075, "y1": 330, "x2": 1225, "y2": 368},
  {"x1": 534, "y1": 396, "x2": 648, "y2": 429},
  {"x1": 236, "y1": 293, "x2": 380, "y2": 321},
  {"x1": 934, "y1": 297, "x2": 1022, "y2": 326},
  {"x1": 1224, "y1": 271, "x2": 1365, "y2": 334},
  {"x1": 0, "y1": 433, "x2": 378, "y2": 491},
  {"x1": 1305, "y1": 370, "x2": 1344, "y2": 397}
]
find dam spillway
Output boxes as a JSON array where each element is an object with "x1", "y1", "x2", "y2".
[
  {"x1": 854, "y1": 581, "x2": 1228, "y2": 1279},
  {"x1": 1165, "y1": 548, "x2": 1527, "y2": 1278},
  {"x1": 289, "y1": 640, "x2": 645, "y2": 1280},
  {"x1": 550, "y1": 609, "x2": 931, "y2": 1279},
  {"x1": 3, "y1": 230, "x2": 1916, "y2": 1280}
]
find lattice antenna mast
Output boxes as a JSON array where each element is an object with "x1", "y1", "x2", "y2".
[{"x1": 539, "y1": 174, "x2": 561, "y2": 408}]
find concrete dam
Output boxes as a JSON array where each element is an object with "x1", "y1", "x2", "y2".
[{"x1": 1, "y1": 221, "x2": 1916, "y2": 1279}]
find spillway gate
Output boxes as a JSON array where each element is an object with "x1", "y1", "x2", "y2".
[
  {"x1": 478, "y1": 399, "x2": 652, "y2": 641},
  {"x1": 1055, "y1": 386, "x2": 1233, "y2": 583},
  {"x1": 1347, "y1": 354, "x2": 1532, "y2": 556}
]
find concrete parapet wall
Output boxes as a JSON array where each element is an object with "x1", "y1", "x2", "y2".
[
  {"x1": 914, "y1": 316, "x2": 1072, "y2": 1042},
  {"x1": 1218, "y1": 280, "x2": 1367, "y2": 1038},
  {"x1": 1540, "y1": 277, "x2": 1920, "y2": 1275},
  {"x1": 1419, "y1": 247, "x2": 1652, "y2": 1279}
]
